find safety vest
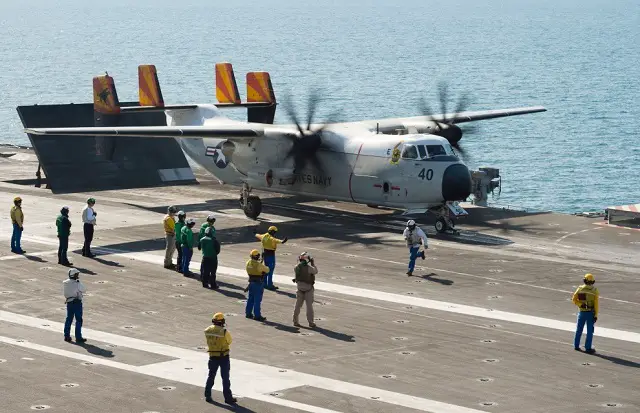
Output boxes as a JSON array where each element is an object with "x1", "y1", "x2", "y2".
[
  {"x1": 204, "y1": 325, "x2": 231, "y2": 356},
  {"x1": 258, "y1": 233, "x2": 280, "y2": 251},
  {"x1": 573, "y1": 285, "x2": 598, "y2": 312},
  {"x1": 246, "y1": 259, "x2": 269, "y2": 277},
  {"x1": 405, "y1": 229, "x2": 421, "y2": 246},
  {"x1": 295, "y1": 263, "x2": 315, "y2": 285}
]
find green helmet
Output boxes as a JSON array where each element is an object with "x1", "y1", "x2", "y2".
[{"x1": 87, "y1": 197, "x2": 96, "y2": 204}]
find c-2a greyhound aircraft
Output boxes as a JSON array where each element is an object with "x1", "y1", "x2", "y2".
[{"x1": 26, "y1": 63, "x2": 546, "y2": 233}]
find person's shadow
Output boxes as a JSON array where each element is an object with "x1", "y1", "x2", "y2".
[
  {"x1": 593, "y1": 353, "x2": 640, "y2": 368},
  {"x1": 76, "y1": 342, "x2": 114, "y2": 358},
  {"x1": 206, "y1": 399, "x2": 257, "y2": 412},
  {"x1": 417, "y1": 272, "x2": 454, "y2": 286},
  {"x1": 261, "y1": 320, "x2": 301, "y2": 334},
  {"x1": 303, "y1": 326, "x2": 355, "y2": 342}
]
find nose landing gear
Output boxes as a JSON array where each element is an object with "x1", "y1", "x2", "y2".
[{"x1": 430, "y1": 202, "x2": 467, "y2": 235}]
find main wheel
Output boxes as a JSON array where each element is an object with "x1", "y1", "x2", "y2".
[
  {"x1": 435, "y1": 217, "x2": 447, "y2": 233},
  {"x1": 243, "y1": 195, "x2": 262, "y2": 219}
]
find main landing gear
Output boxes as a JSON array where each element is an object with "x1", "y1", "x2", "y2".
[{"x1": 239, "y1": 182, "x2": 262, "y2": 220}]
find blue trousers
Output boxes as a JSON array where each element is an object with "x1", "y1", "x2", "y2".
[
  {"x1": 204, "y1": 355, "x2": 233, "y2": 400},
  {"x1": 245, "y1": 281, "x2": 264, "y2": 317},
  {"x1": 407, "y1": 246, "x2": 424, "y2": 272},
  {"x1": 574, "y1": 311, "x2": 595, "y2": 350},
  {"x1": 181, "y1": 247, "x2": 193, "y2": 274},
  {"x1": 263, "y1": 255, "x2": 276, "y2": 287},
  {"x1": 64, "y1": 300, "x2": 83, "y2": 339},
  {"x1": 11, "y1": 223, "x2": 22, "y2": 252}
]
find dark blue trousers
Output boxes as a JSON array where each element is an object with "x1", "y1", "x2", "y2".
[
  {"x1": 574, "y1": 310, "x2": 595, "y2": 350},
  {"x1": 204, "y1": 355, "x2": 233, "y2": 400},
  {"x1": 181, "y1": 246, "x2": 193, "y2": 274},
  {"x1": 11, "y1": 223, "x2": 22, "y2": 252},
  {"x1": 263, "y1": 254, "x2": 276, "y2": 288},
  {"x1": 64, "y1": 300, "x2": 83, "y2": 339}
]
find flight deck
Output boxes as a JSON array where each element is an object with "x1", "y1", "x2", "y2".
[{"x1": 0, "y1": 147, "x2": 639, "y2": 413}]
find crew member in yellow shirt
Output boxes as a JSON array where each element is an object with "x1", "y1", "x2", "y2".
[
  {"x1": 203, "y1": 312, "x2": 236, "y2": 405},
  {"x1": 572, "y1": 273, "x2": 599, "y2": 354},
  {"x1": 245, "y1": 249, "x2": 270, "y2": 321},
  {"x1": 163, "y1": 206, "x2": 178, "y2": 269},
  {"x1": 255, "y1": 226, "x2": 287, "y2": 290},
  {"x1": 10, "y1": 196, "x2": 25, "y2": 254}
]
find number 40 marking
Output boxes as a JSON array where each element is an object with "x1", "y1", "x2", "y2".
[{"x1": 418, "y1": 168, "x2": 433, "y2": 180}]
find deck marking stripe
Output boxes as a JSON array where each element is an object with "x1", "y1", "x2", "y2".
[{"x1": 0, "y1": 316, "x2": 486, "y2": 413}]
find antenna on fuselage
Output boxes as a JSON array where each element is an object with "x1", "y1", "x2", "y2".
[{"x1": 376, "y1": 123, "x2": 379, "y2": 134}]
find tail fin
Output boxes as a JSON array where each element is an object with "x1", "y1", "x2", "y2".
[
  {"x1": 215, "y1": 62, "x2": 241, "y2": 105},
  {"x1": 246, "y1": 72, "x2": 276, "y2": 104},
  {"x1": 93, "y1": 74, "x2": 120, "y2": 115},
  {"x1": 246, "y1": 72, "x2": 276, "y2": 124},
  {"x1": 138, "y1": 64, "x2": 165, "y2": 107}
]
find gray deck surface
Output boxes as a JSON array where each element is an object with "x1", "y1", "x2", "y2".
[{"x1": 0, "y1": 148, "x2": 638, "y2": 413}]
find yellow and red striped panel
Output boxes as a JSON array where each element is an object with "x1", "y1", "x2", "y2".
[
  {"x1": 93, "y1": 75, "x2": 120, "y2": 114},
  {"x1": 215, "y1": 63, "x2": 241, "y2": 104},
  {"x1": 138, "y1": 64, "x2": 164, "y2": 107},
  {"x1": 246, "y1": 72, "x2": 275, "y2": 103}
]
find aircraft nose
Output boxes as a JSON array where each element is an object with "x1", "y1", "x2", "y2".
[{"x1": 442, "y1": 163, "x2": 472, "y2": 201}]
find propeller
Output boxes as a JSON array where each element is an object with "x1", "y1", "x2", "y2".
[
  {"x1": 282, "y1": 89, "x2": 337, "y2": 175},
  {"x1": 418, "y1": 81, "x2": 477, "y2": 158}
]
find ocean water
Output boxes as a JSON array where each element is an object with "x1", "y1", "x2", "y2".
[{"x1": 1, "y1": 0, "x2": 638, "y2": 213}]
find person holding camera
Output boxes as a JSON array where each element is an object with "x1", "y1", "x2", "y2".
[
  {"x1": 63, "y1": 268, "x2": 87, "y2": 343},
  {"x1": 292, "y1": 252, "x2": 318, "y2": 328}
]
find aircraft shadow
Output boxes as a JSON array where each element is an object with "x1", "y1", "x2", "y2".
[{"x1": 124, "y1": 198, "x2": 519, "y2": 248}]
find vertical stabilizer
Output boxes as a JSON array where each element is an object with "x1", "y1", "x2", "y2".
[
  {"x1": 138, "y1": 64, "x2": 165, "y2": 107},
  {"x1": 215, "y1": 62, "x2": 241, "y2": 104},
  {"x1": 246, "y1": 72, "x2": 276, "y2": 124}
]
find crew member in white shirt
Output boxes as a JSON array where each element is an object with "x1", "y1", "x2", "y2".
[
  {"x1": 81, "y1": 197, "x2": 97, "y2": 258},
  {"x1": 403, "y1": 220, "x2": 428, "y2": 277},
  {"x1": 63, "y1": 268, "x2": 87, "y2": 343}
]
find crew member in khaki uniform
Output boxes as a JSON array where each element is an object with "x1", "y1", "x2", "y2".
[
  {"x1": 163, "y1": 206, "x2": 177, "y2": 269},
  {"x1": 292, "y1": 251, "x2": 318, "y2": 328},
  {"x1": 204, "y1": 312, "x2": 237, "y2": 405},
  {"x1": 572, "y1": 273, "x2": 599, "y2": 354}
]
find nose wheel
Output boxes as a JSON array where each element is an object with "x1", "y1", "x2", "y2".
[
  {"x1": 430, "y1": 204, "x2": 461, "y2": 235},
  {"x1": 240, "y1": 183, "x2": 262, "y2": 219}
]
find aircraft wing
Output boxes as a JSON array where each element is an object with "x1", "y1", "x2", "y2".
[
  {"x1": 24, "y1": 125, "x2": 264, "y2": 140},
  {"x1": 341, "y1": 106, "x2": 547, "y2": 131}
]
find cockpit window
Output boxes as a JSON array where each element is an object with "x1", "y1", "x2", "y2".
[
  {"x1": 401, "y1": 144, "x2": 418, "y2": 159},
  {"x1": 426, "y1": 145, "x2": 447, "y2": 157},
  {"x1": 417, "y1": 145, "x2": 428, "y2": 159}
]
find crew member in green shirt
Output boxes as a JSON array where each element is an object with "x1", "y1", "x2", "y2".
[
  {"x1": 180, "y1": 218, "x2": 196, "y2": 276},
  {"x1": 200, "y1": 226, "x2": 221, "y2": 289},
  {"x1": 56, "y1": 206, "x2": 72, "y2": 266},
  {"x1": 174, "y1": 211, "x2": 186, "y2": 273}
]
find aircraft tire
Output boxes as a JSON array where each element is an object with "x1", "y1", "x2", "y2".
[
  {"x1": 243, "y1": 195, "x2": 262, "y2": 220},
  {"x1": 435, "y1": 218, "x2": 447, "y2": 233}
]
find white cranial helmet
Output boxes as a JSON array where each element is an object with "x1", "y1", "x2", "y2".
[{"x1": 407, "y1": 220, "x2": 416, "y2": 227}]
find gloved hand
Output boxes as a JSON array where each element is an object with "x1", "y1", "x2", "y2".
[
  {"x1": 292, "y1": 278, "x2": 297, "y2": 283},
  {"x1": 197, "y1": 244, "x2": 201, "y2": 251},
  {"x1": 282, "y1": 237, "x2": 288, "y2": 244},
  {"x1": 594, "y1": 317, "x2": 597, "y2": 324}
]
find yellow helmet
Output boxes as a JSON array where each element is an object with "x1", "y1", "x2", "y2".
[
  {"x1": 13, "y1": 196, "x2": 22, "y2": 202},
  {"x1": 268, "y1": 226, "x2": 278, "y2": 232},
  {"x1": 250, "y1": 249, "x2": 260, "y2": 257},
  {"x1": 584, "y1": 273, "x2": 595, "y2": 282},
  {"x1": 212, "y1": 312, "x2": 225, "y2": 321}
]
